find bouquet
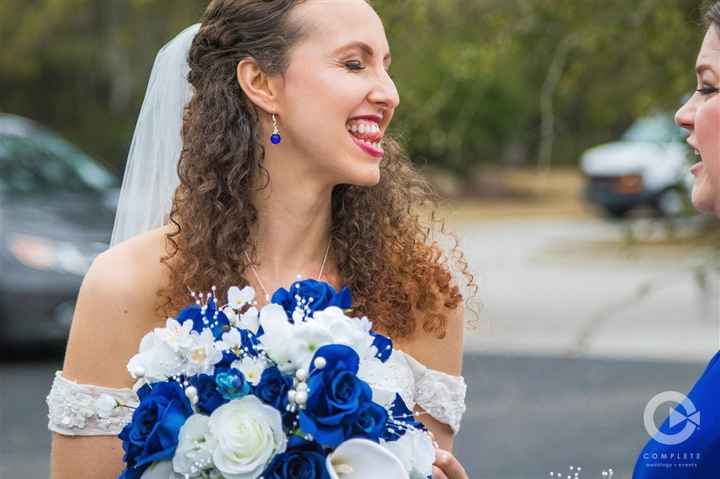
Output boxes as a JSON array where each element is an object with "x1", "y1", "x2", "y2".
[{"x1": 117, "y1": 279, "x2": 436, "y2": 479}]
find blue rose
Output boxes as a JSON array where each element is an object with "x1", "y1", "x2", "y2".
[
  {"x1": 118, "y1": 381, "x2": 193, "y2": 479},
  {"x1": 255, "y1": 366, "x2": 293, "y2": 411},
  {"x1": 299, "y1": 344, "x2": 373, "y2": 448},
  {"x1": 350, "y1": 401, "x2": 388, "y2": 442},
  {"x1": 189, "y1": 373, "x2": 226, "y2": 415},
  {"x1": 271, "y1": 278, "x2": 352, "y2": 321},
  {"x1": 175, "y1": 295, "x2": 229, "y2": 340},
  {"x1": 214, "y1": 367, "x2": 251, "y2": 400},
  {"x1": 262, "y1": 435, "x2": 330, "y2": 479}
]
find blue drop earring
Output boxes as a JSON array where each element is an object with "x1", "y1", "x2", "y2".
[{"x1": 270, "y1": 113, "x2": 282, "y2": 144}]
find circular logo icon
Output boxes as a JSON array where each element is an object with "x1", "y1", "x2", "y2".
[{"x1": 643, "y1": 390, "x2": 700, "y2": 445}]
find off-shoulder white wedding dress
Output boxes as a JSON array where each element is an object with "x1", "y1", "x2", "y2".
[{"x1": 46, "y1": 348, "x2": 467, "y2": 438}]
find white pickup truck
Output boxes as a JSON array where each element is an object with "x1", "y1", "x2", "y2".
[{"x1": 580, "y1": 113, "x2": 694, "y2": 218}]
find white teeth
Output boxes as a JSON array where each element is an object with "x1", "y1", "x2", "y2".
[{"x1": 346, "y1": 121, "x2": 380, "y2": 133}]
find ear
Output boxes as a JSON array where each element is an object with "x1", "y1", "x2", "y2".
[{"x1": 236, "y1": 57, "x2": 282, "y2": 115}]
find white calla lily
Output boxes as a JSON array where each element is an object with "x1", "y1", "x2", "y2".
[
  {"x1": 326, "y1": 438, "x2": 409, "y2": 479},
  {"x1": 382, "y1": 429, "x2": 436, "y2": 479}
]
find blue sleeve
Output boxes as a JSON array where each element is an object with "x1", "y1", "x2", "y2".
[{"x1": 632, "y1": 351, "x2": 720, "y2": 478}]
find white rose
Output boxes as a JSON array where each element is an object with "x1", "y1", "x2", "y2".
[
  {"x1": 257, "y1": 304, "x2": 297, "y2": 373},
  {"x1": 207, "y1": 395, "x2": 287, "y2": 479},
  {"x1": 311, "y1": 308, "x2": 375, "y2": 359},
  {"x1": 173, "y1": 414, "x2": 214, "y2": 477}
]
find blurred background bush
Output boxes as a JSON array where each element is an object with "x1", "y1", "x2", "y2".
[{"x1": 0, "y1": 0, "x2": 707, "y2": 177}]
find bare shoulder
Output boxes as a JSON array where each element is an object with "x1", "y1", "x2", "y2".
[
  {"x1": 395, "y1": 297, "x2": 466, "y2": 377},
  {"x1": 61, "y1": 224, "x2": 175, "y2": 388},
  {"x1": 51, "y1": 226, "x2": 176, "y2": 479}
]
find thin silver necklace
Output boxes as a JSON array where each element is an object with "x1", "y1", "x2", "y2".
[{"x1": 244, "y1": 238, "x2": 332, "y2": 302}]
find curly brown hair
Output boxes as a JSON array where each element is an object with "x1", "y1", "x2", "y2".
[{"x1": 156, "y1": 0, "x2": 480, "y2": 340}]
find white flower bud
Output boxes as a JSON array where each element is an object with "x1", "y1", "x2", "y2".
[
  {"x1": 185, "y1": 385, "x2": 198, "y2": 401},
  {"x1": 94, "y1": 394, "x2": 118, "y2": 418}
]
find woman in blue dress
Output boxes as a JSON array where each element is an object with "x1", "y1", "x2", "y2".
[{"x1": 633, "y1": 3, "x2": 720, "y2": 477}]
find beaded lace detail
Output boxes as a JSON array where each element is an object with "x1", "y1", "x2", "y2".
[
  {"x1": 399, "y1": 351, "x2": 467, "y2": 434},
  {"x1": 46, "y1": 370, "x2": 139, "y2": 436}
]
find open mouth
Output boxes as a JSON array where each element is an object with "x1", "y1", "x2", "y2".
[{"x1": 346, "y1": 119, "x2": 384, "y2": 158}]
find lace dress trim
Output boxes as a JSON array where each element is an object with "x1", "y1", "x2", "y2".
[
  {"x1": 399, "y1": 351, "x2": 468, "y2": 434},
  {"x1": 46, "y1": 351, "x2": 467, "y2": 436},
  {"x1": 46, "y1": 370, "x2": 138, "y2": 436}
]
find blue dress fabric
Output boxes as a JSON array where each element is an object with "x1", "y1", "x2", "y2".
[{"x1": 633, "y1": 351, "x2": 720, "y2": 478}]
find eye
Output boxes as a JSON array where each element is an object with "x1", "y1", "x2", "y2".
[
  {"x1": 344, "y1": 61, "x2": 365, "y2": 71},
  {"x1": 697, "y1": 85, "x2": 719, "y2": 95}
]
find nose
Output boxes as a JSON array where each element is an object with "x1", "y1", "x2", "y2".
[
  {"x1": 368, "y1": 70, "x2": 400, "y2": 111},
  {"x1": 675, "y1": 95, "x2": 695, "y2": 132}
]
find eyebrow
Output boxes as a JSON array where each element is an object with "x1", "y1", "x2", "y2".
[
  {"x1": 335, "y1": 41, "x2": 392, "y2": 64},
  {"x1": 696, "y1": 63, "x2": 715, "y2": 76}
]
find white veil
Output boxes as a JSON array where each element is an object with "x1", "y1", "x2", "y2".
[{"x1": 109, "y1": 23, "x2": 201, "y2": 247}]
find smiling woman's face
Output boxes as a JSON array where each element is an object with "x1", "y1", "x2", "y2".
[
  {"x1": 273, "y1": 0, "x2": 399, "y2": 187},
  {"x1": 675, "y1": 25, "x2": 720, "y2": 215}
]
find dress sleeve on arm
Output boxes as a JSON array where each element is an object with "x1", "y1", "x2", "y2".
[
  {"x1": 46, "y1": 370, "x2": 138, "y2": 436},
  {"x1": 401, "y1": 351, "x2": 468, "y2": 434}
]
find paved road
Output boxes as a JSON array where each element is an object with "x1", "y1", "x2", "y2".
[
  {"x1": 0, "y1": 351, "x2": 708, "y2": 479},
  {"x1": 443, "y1": 217, "x2": 720, "y2": 362}
]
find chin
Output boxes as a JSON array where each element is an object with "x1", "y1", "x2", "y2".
[
  {"x1": 351, "y1": 173, "x2": 381, "y2": 187},
  {"x1": 691, "y1": 185, "x2": 720, "y2": 216},
  {"x1": 344, "y1": 164, "x2": 381, "y2": 187}
]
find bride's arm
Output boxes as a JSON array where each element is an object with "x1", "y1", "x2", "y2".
[{"x1": 50, "y1": 240, "x2": 161, "y2": 479}]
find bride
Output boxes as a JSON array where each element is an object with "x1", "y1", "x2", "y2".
[{"x1": 47, "y1": 1, "x2": 476, "y2": 478}]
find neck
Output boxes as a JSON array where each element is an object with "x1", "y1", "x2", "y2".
[{"x1": 246, "y1": 149, "x2": 337, "y2": 292}]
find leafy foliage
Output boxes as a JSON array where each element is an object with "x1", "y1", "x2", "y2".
[{"x1": 0, "y1": 0, "x2": 708, "y2": 173}]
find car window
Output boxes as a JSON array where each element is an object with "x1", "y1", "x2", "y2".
[
  {"x1": 0, "y1": 133, "x2": 117, "y2": 195},
  {"x1": 621, "y1": 114, "x2": 687, "y2": 143}
]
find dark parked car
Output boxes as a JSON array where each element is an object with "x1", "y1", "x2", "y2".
[{"x1": 0, "y1": 114, "x2": 119, "y2": 352}]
